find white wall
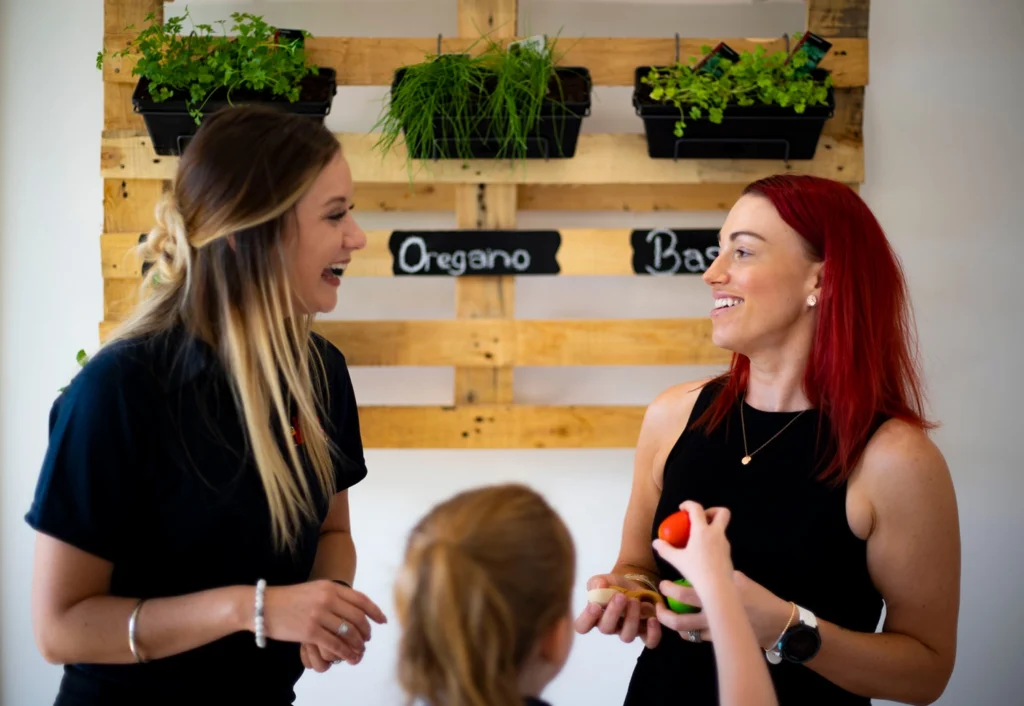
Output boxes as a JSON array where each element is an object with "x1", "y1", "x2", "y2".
[{"x1": 2, "y1": 1, "x2": 1022, "y2": 704}]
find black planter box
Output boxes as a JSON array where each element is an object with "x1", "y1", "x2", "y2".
[
  {"x1": 632, "y1": 66, "x2": 834, "y2": 160},
  {"x1": 132, "y1": 68, "x2": 338, "y2": 156},
  {"x1": 390, "y1": 65, "x2": 592, "y2": 160}
]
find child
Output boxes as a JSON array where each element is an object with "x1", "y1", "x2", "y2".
[
  {"x1": 652, "y1": 500, "x2": 779, "y2": 706},
  {"x1": 393, "y1": 484, "x2": 575, "y2": 706}
]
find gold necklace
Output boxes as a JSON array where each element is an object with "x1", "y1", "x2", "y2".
[{"x1": 739, "y1": 396, "x2": 808, "y2": 465}]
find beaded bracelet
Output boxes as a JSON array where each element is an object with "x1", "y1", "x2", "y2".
[{"x1": 255, "y1": 579, "x2": 267, "y2": 649}]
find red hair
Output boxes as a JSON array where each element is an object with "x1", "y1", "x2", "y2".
[{"x1": 694, "y1": 174, "x2": 935, "y2": 484}]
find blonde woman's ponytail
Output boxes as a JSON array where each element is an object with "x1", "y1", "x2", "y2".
[{"x1": 138, "y1": 194, "x2": 192, "y2": 292}]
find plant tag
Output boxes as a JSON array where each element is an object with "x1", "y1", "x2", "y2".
[
  {"x1": 509, "y1": 34, "x2": 549, "y2": 58},
  {"x1": 693, "y1": 42, "x2": 740, "y2": 78},
  {"x1": 786, "y1": 31, "x2": 833, "y2": 72}
]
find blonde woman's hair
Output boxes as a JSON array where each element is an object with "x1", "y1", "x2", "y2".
[
  {"x1": 394, "y1": 483, "x2": 576, "y2": 706},
  {"x1": 105, "y1": 105, "x2": 344, "y2": 552}
]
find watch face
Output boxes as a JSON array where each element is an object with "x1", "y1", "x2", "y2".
[{"x1": 781, "y1": 625, "x2": 821, "y2": 663}]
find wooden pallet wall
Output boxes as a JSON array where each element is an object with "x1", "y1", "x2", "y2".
[{"x1": 99, "y1": 0, "x2": 869, "y2": 449}]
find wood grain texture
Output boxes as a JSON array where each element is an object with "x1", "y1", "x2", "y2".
[
  {"x1": 454, "y1": 184, "x2": 517, "y2": 403},
  {"x1": 311, "y1": 318, "x2": 725, "y2": 367},
  {"x1": 103, "y1": 179, "x2": 165, "y2": 232},
  {"x1": 102, "y1": 132, "x2": 863, "y2": 184},
  {"x1": 458, "y1": 0, "x2": 517, "y2": 37},
  {"x1": 806, "y1": 0, "x2": 871, "y2": 38},
  {"x1": 357, "y1": 404, "x2": 645, "y2": 448},
  {"x1": 102, "y1": 36, "x2": 867, "y2": 88}
]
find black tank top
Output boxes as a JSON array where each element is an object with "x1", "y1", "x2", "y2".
[{"x1": 622, "y1": 379, "x2": 884, "y2": 706}]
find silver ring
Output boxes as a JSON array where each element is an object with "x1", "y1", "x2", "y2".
[
  {"x1": 687, "y1": 630, "x2": 702, "y2": 643},
  {"x1": 336, "y1": 620, "x2": 350, "y2": 636}
]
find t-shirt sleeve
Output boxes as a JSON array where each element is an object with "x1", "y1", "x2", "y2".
[
  {"x1": 24, "y1": 353, "x2": 145, "y2": 563},
  {"x1": 324, "y1": 345, "x2": 368, "y2": 492}
]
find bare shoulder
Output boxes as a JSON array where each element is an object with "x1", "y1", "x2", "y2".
[
  {"x1": 641, "y1": 375, "x2": 719, "y2": 487},
  {"x1": 856, "y1": 418, "x2": 958, "y2": 532},
  {"x1": 861, "y1": 419, "x2": 953, "y2": 496}
]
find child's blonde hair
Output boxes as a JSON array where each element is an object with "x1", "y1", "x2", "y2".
[{"x1": 394, "y1": 484, "x2": 575, "y2": 706}]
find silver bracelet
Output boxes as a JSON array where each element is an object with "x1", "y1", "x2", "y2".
[
  {"x1": 255, "y1": 579, "x2": 267, "y2": 648},
  {"x1": 128, "y1": 599, "x2": 147, "y2": 663}
]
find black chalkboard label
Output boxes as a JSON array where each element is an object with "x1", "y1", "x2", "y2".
[
  {"x1": 389, "y1": 230, "x2": 561, "y2": 276},
  {"x1": 630, "y1": 228, "x2": 720, "y2": 275}
]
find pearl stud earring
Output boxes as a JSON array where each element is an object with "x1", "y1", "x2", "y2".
[{"x1": 807, "y1": 294, "x2": 818, "y2": 307}]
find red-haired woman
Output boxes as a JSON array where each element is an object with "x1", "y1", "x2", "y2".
[{"x1": 575, "y1": 175, "x2": 960, "y2": 706}]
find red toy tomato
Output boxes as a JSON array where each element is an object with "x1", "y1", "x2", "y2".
[{"x1": 658, "y1": 510, "x2": 691, "y2": 548}]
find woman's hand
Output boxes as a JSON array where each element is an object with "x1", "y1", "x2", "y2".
[
  {"x1": 263, "y1": 579, "x2": 386, "y2": 665},
  {"x1": 574, "y1": 574, "x2": 662, "y2": 648},
  {"x1": 300, "y1": 642, "x2": 355, "y2": 672}
]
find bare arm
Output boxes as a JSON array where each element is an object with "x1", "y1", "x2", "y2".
[
  {"x1": 701, "y1": 576, "x2": 779, "y2": 706},
  {"x1": 308, "y1": 490, "x2": 356, "y2": 585},
  {"x1": 31, "y1": 533, "x2": 251, "y2": 665},
  {"x1": 803, "y1": 423, "x2": 961, "y2": 705}
]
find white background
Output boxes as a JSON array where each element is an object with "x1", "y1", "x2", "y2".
[{"x1": 2, "y1": 1, "x2": 1022, "y2": 704}]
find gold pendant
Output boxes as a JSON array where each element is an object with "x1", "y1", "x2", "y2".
[{"x1": 741, "y1": 455, "x2": 752, "y2": 465}]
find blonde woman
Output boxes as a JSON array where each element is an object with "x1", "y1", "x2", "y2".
[
  {"x1": 394, "y1": 484, "x2": 577, "y2": 706},
  {"x1": 25, "y1": 106, "x2": 386, "y2": 706}
]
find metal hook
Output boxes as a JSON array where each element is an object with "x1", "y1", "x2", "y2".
[{"x1": 675, "y1": 32, "x2": 680, "y2": 63}]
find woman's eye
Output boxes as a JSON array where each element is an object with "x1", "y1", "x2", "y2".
[
  {"x1": 327, "y1": 212, "x2": 346, "y2": 222},
  {"x1": 735, "y1": 248, "x2": 751, "y2": 258}
]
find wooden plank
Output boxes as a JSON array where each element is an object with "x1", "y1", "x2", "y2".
[
  {"x1": 103, "y1": 179, "x2": 165, "y2": 232},
  {"x1": 453, "y1": 184, "x2": 517, "y2": 404},
  {"x1": 104, "y1": 83, "x2": 145, "y2": 131},
  {"x1": 453, "y1": 0, "x2": 518, "y2": 406},
  {"x1": 98, "y1": 317, "x2": 725, "y2": 366},
  {"x1": 104, "y1": 1, "x2": 164, "y2": 131},
  {"x1": 358, "y1": 404, "x2": 645, "y2": 448},
  {"x1": 356, "y1": 183, "x2": 456, "y2": 212},
  {"x1": 105, "y1": 0, "x2": 164, "y2": 35},
  {"x1": 102, "y1": 36, "x2": 868, "y2": 89},
  {"x1": 518, "y1": 184, "x2": 747, "y2": 212},
  {"x1": 102, "y1": 132, "x2": 863, "y2": 184},
  {"x1": 104, "y1": 278, "x2": 141, "y2": 320},
  {"x1": 312, "y1": 318, "x2": 725, "y2": 367},
  {"x1": 806, "y1": 0, "x2": 871, "y2": 38},
  {"x1": 458, "y1": 0, "x2": 516, "y2": 37}
]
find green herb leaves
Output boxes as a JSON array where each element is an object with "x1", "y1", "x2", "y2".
[
  {"x1": 641, "y1": 40, "x2": 833, "y2": 138},
  {"x1": 98, "y1": 8, "x2": 318, "y2": 124}
]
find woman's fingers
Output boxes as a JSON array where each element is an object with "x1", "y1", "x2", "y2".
[
  {"x1": 659, "y1": 580, "x2": 702, "y2": 609},
  {"x1": 334, "y1": 585, "x2": 388, "y2": 625},
  {"x1": 597, "y1": 592, "x2": 628, "y2": 635},
  {"x1": 313, "y1": 619, "x2": 360, "y2": 662},
  {"x1": 618, "y1": 597, "x2": 642, "y2": 643},
  {"x1": 329, "y1": 596, "x2": 376, "y2": 642},
  {"x1": 574, "y1": 601, "x2": 603, "y2": 634},
  {"x1": 324, "y1": 610, "x2": 368, "y2": 655},
  {"x1": 655, "y1": 601, "x2": 710, "y2": 634},
  {"x1": 642, "y1": 616, "x2": 662, "y2": 648},
  {"x1": 303, "y1": 643, "x2": 332, "y2": 673}
]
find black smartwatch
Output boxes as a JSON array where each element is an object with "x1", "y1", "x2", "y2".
[{"x1": 773, "y1": 604, "x2": 821, "y2": 664}]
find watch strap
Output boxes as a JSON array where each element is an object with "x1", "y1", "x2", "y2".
[{"x1": 796, "y1": 604, "x2": 817, "y2": 629}]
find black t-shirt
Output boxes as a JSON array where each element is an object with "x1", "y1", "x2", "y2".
[{"x1": 25, "y1": 326, "x2": 368, "y2": 706}]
